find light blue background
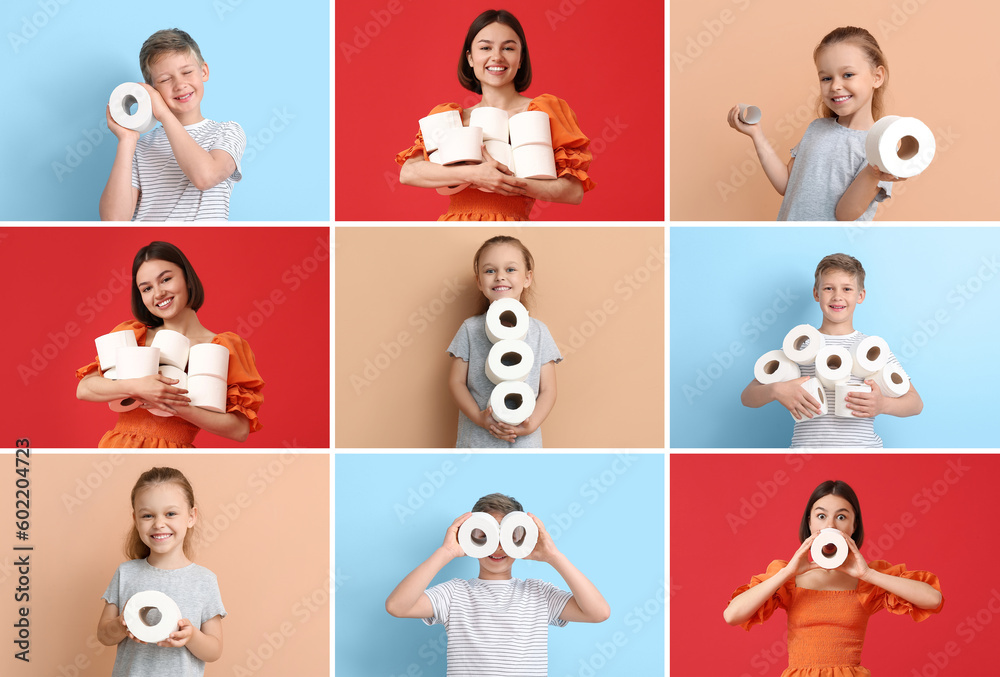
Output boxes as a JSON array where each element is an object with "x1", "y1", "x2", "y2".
[
  {"x1": 671, "y1": 227, "x2": 1000, "y2": 448},
  {"x1": 335, "y1": 453, "x2": 664, "y2": 677},
  {"x1": 1, "y1": 0, "x2": 328, "y2": 220}
]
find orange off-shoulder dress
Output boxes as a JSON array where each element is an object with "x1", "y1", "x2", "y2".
[
  {"x1": 730, "y1": 560, "x2": 944, "y2": 677},
  {"x1": 395, "y1": 93, "x2": 596, "y2": 221},
  {"x1": 76, "y1": 320, "x2": 264, "y2": 448}
]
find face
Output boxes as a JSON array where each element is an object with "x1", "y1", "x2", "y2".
[
  {"x1": 813, "y1": 269, "x2": 864, "y2": 328},
  {"x1": 476, "y1": 243, "x2": 532, "y2": 304},
  {"x1": 136, "y1": 259, "x2": 190, "y2": 321},
  {"x1": 815, "y1": 42, "x2": 884, "y2": 120},
  {"x1": 132, "y1": 483, "x2": 197, "y2": 560},
  {"x1": 466, "y1": 22, "x2": 522, "y2": 89},
  {"x1": 148, "y1": 50, "x2": 209, "y2": 123},
  {"x1": 808, "y1": 493, "x2": 856, "y2": 538}
]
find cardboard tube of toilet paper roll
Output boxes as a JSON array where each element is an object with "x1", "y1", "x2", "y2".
[
  {"x1": 508, "y1": 111, "x2": 551, "y2": 149},
  {"x1": 115, "y1": 347, "x2": 161, "y2": 380},
  {"x1": 151, "y1": 330, "x2": 190, "y2": 370},
  {"x1": 810, "y1": 528, "x2": 849, "y2": 569},
  {"x1": 486, "y1": 339, "x2": 535, "y2": 385},
  {"x1": 95, "y1": 331, "x2": 138, "y2": 371},
  {"x1": 738, "y1": 104, "x2": 762, "y2": 124},
  {"x1": 814, "y1": 346, "x2": 853, "y2": 389},
  {"x1": 188, "y1": 374, "x2": 227, "y2": 413},
  {"x1": 419, "y1": 110, "x2": 462, "y2": 153},
  {"x1": 490, "y1": 380, "x2": 536, "y2": 425},
  {"x1": 850, "y1": 335, "x2": 889, "y2": 378},
  {"x1": 834, "y1": 383, "x2": 871, "y2": 417},
  {"x1": 791, "y1": 377, "x2": 827, "y2": 420},
  {"x1": 753, "y1": 349, "x2": 801, "y2": 384},
  {"x1": 187, "y1": 343, "x2": 230, "y2": 379},
  {"x1": 513, "y1": 144, "x2": 557, "y2": 179},
  {"x1": 485, "y1": 298, "x2": 529, "y2": 343},
  {"x1": 484, "y1": 139, "x2": 515, "y2": 172},
  {"x1": 123, "y1": 590, "x2": 182, "y2": 643},
  {"x1": 500, "y1": 511, "x2": 538, "y2": 558},
  {"x1": 782, "y1": 325, "x2": 826, "y2": 365},
  {"x1": 865, "y1": 115, "x2": 936, "y2": 178},
  {"x1": 470, "y1": 107, "x2": 509, "y2": 142},
  {"x1": 458, "y1": 512, "x2": 501, "y2": 558},
  {"x1": 872, "y1": 363, "x2": 910, "y2": 398},
  {"x1": 437, "y1": 126, "x2": 484, "y2": 165},
  {"x1": 109, "y1": 83, "x2": 158, "y2": 134}
]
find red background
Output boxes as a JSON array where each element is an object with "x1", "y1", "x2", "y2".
[
  {"x1": 1, "y1": 227, "x2": 329, "y2": 448},
  {"x1": 671, "y1": 453, "x2": 1000, "y2": 677},
  {"x1": 335, "y1": 0, "x2": 664, "y2": 221}
]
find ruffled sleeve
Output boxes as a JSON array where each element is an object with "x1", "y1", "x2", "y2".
[
  {"x1": 75, "y1": 320, "x2": 148, "y2": 380},
  {"x1": 212, "y1": 332, "x2": 265, "y2": 433},
  {"x1": 729, "y1": 560, "x2": 793, "y2": 631},
  {"x1": 395, "y1": 102, "x2": 463, "y2": 166},
  {"x1": 528, "y1": 93, "x2": 596, "y2": 192},
  {"x1": 857, "y1": 560, "x2": 944, "y2": 621}
]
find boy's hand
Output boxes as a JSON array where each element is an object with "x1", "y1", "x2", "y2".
[
  {"x1": 158, "y1": 618, "x2": 194, "y2": 648},
  {"x1": 442, "y1": 513, "x2": 471, "y2": 559},
  {"x1": 106, "y1": 105, "x2": 140, "y2": 144},
  {"x1": 845, "y1": 379, "x2": 885, "y2": 418},
  {"x1": 775, "y1": 377, "x2": 824, "y2": 420},
  {"x1": 138, "y1": 83, "x2": 173, "y2": 123},
  {"x1": 523, "y1": 513, "x2": 560, "y2": 564}
]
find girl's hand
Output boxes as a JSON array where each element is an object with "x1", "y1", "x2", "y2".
[
  {"x1": 522, "y1": 513, "x2": 559, "y2": 564},
  {"x1": 158, "y1": 618, "x2": 195, "y2": 648},
  {"x1": 479, "y1": 407, "x2": 516, "y2": 443},
  {"x1": 844, "y1": 379, "x2": 885, "y2": 418},
  {"x1": 106, "y1": 105, "x2": 140, "y2": 143},
  {"x1": 469, "y1": 146, "x2": 528, "y2": 197},
  {"x1": 840, "y1": 535, "x2": 870, "y2": 580},
  {"x1": 491, "y1": 417, "x2": 536, "y2": 442},
  {"x1": 442, "y1": 513, "x2": 471, "y2": 559},
  {"x1": 867, "y1": 163, "x2": 908, "y2": 183},
  {"x1": 131, "y1": 375, "x2": 190, "y2": 410},
  {"x1": 118, "y1": 601, "x2": 148, "y2": 644},
  {"x1": 774, "y1": 377, "x2": 824, "y2": 420},
  {"x1": 727, "y1": 104, "x2": 762, "y2": 138},
  {"x1": 785, "y1": 533, "x2": 821, "y2": 576}
]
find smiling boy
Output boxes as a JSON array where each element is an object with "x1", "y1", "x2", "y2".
[{"x1": 100, "y1": 29, "x2": 245, "y2": 221}]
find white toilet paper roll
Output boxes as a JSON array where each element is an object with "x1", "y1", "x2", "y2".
[
  {"x1": 419, "y1": 110, "x2": 463, "y2": 153},
  {"x1": 148, "y1": 366, "x2": 188, "y2": 417},
  {"x1": 115, "y1": 347, "x2": 161, "y2": 380},
  {"x1": 850, "y1": 335, "x2": 889, "y2": 378},
  {"x1": 834, "y1": 383, "x2": 872, "y2": 417},
  {"x1": 458, "y1": 512, "x2": 501, "y2": 558},
  {"x1": 508, "y1": 110, "x2": 551, "y2": 149},
  {"x1": 95, "y1": 331, "x2": 138, "y2": 371},
  {"x1": 150, "y1": 330, "x2": 190, "y2": 370},
  {"x1": 753, "y1": 349, "x2": 801, "y2": 384},
  {"x1": 123, "y1": 590, "x2": 182, "y2": 643},
  {"x1": 486, "y1": 339, "x2": 534, "y2": 385},
  {"x1": 484, "y1": 139, "x2": 515, "y2": 172},
  {"x1": 485, "y1": 298, "x2": 529, "y2": 343},
  {"x1": 738, "y1": 103, "x2": 762, "y2": 124},
  {"x1": 436, "y1": 126, "x2": 484, "y2": 165},
  {"x1": 499, "y1": 511, "x2": 538, "y2": 558},
  {"x1": 865, "y1": 115, "x2": 936, "y2": 178},
  {"x1": 108, "y1": 83, "x2": 158, "y2": 134},
  {"x1": 782, "y1": 325, "x2": 826, "y2": 365},
  {"x1": 470, "y1": 107, "x2": 509, "y2": 142},
  {"x1": 871, "y1": 363, "x2": 910, "y2": 398},
  {"x1": 810, "y1": 528, "x2": 849, "y2": 569},
  {"x1": 513, "y1": 144, "x2": 557, "y2": 180},
  {"x1": 814, "y1": 346, "x2": 853, "y2": 389},
  {"x1": 490, "y1": 381, "x2": 536, "y2": 425},
  {"x1": 187, "y1": 343, "x2": 229, "y2": 379},
  {"x1": 791, "y1": 377, "x2": 827, "y2": 420},
  {"x1": 187, "y1": 374, "x2": 227, "y2": 413}
]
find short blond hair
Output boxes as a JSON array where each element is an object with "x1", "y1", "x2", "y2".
[
  {"x1": 139, "y1": 28, "x2": 205, "y2": 84},
  {"x1": 814, "y1": 253, "x2": 866, "y2": 291}
]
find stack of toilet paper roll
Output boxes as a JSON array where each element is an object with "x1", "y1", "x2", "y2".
[
  {"x1": 186, "y1": 343, "x2": 230, "y2": 413},
  {"x1": 484, "y1": 298, "x2": 535, "y2": 427},
  {"x1": 147, "y1": 330, "x2": 191, "y2": 417},
  {"x1": 95, "y1": 330, "x2": 145, "y2": 412},
  {"x1": 458, "y1": 511, "x2": 538, "y2": 558},
  {"x1": 509, "y1": 110, "x2": 556, "y2": 179}
]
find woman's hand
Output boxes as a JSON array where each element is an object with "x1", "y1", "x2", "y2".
[
  {"x1": 840, "y1": 535, "x2": 871, "y2": 580},
  {"x1": 131, "y1": 375, "x2": 190, "y2": 410},
  {"x1": 442, "y1": 513, "x2": 471, "y2": 559},
  {"x1": 784, "y1": 533, "x2": 821, "y2": 577},
  {"x1": 469, "y1": 146, "x2": 528, "y2": 197},
  {"x1": 774, "y1": 377, "x2": 824, "y2": 420},
  {"x1": 522, "y1": 513, "x2": 559, "y2": 564}
]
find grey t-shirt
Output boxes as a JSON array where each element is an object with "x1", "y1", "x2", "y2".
[
  {"x1": 447, "y1": 313, "x2": 562, "y2": 448},
  {"x1": 777, "y1": 117, "x2": 892, "y2": 221},
  {"x1": 102, "y1": 559, "x2": 227, "y2": 677}
]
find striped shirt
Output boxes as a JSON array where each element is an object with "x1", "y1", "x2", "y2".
[
  {"x1": 790, "y1": 331, "x2": 904, "y2": 448},
  {"x1": 423, "y1": 577, "x2": 573, "y2": 677},
  {"x1": 131, "y1": 119, "x2": 245, "y2": 221}
]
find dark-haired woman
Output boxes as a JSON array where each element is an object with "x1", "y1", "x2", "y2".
[
  {"x1": 724, "y1": 480, "x2": 943, "y2": 676},
  {"x1": 76, "y1": 241, "x2": 263, "y2": 448},
  {"x1": 396, "y1": 9, "x2": 595, "y2": 221}
]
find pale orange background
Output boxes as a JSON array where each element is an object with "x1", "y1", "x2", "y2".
[
  {"x1": 0, "y1": 453, "x2": 328, "y2": 676},
  {"x1": 670, "y1": 0, "x2": 1000, "y2": 220},
  {"x1": 336, "y1": 227, "x2": 665, "y2": 448}
]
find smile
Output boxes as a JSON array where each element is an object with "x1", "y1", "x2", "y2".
[
  {"x1": 493, "y1": 286, "x2": 511, "y2": 292},
  {"x1": 830, "y1": 305, "x2": 846, "y2": 311},
  {"x1": 156, "y1": 297, "x2": 173, "y2": 309},
  {"x1": 175, "y1": 92, "x2": 193, "y2": 102},
  {"x1": 832, "y1": 95, "x2": 851, "y2": 103},
  {"x1": 151, "y1": 533, "x2": 171, "y2": 541},
  {"x1": 488, "y1": 554, "x2": 507, "y2": 561},
  {"x1": 486, "y1": 66, "x2": 507, "y2": 73}
]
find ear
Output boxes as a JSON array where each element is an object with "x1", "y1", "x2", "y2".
[
  {"x1": 467, "y1": 51, "x2": 473, "y2": 68},
  {"x1": 523, "y1": 269, "x2": 533, "y2": 289},
  {"x1": 188, "y1": 506, "x2": 198, "y2": 526},
  {"x1": 872, "y1": 64, "x2": 885, "y2": 89},
  {"x1": 201, "y1": 62, "x2": 210, "y2": 82},
  {"x1": 813, "y1": 286, "x2": 819, "y2": 302},
  {"x1": 857, "y1": 288, "x2": 866, "y2": 304}
]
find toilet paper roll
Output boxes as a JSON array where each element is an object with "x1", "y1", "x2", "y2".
[
  {"x1": 815, "y1": 346, "x2": 853, "y2": 388},
  {"x1": 791, "y1": 377, "x2": 827, "y2": 420},
  {"x1": 490, "y1": 381, "x2": 536, "y2": 425},
  {"x1": 419, "y1": 110, "x2": 462, "y2": 153},
  {"x1": 470, "y1": 107, "x2": 509, "y2": 142},
  {"x1": 871, "y1": 363, "x2": 910, "y2": 398},
  {"x1": 850, "y1": 335, "x2": 889, "y2": 378},
  {"x1": 753, "y1": 350, "x2": 801, "y2": 384},
  {"x1": 738, "y1": 103, "x2": 762, "y2": 124},
  {"x1": 512, "y1": 144, "x2": 557, "y2": 180},
  {"x1": 499, "y1": 511, "x2": 538, "y2": 559},
  {"x1": 484, "y1": 139, "x2": 515, "y2": 172},
  {"x1": 108, "y1": 83, "x2": 158, "y2": 134},
  {"x1": 782, "y1": 325, "x2": 826, "y2": 365},
  {"x1": 115, "y1": 347, "x2": 161, "y2": 380},
  {"x1": 834, "y1": 383, "x2": 871, "y2": 417},
  {"x1": 810, "y1": 528, "x2": 849, "y2": 569},
  {"x1": 485, "y1": 298, "x2": 530, "y2": 343},
  {"x1": 101, "y1": 368, "x2": 142, "y2": 412},
  {"x1": 95, "y1": 331, "x2": 138, "y2": 371},
  {"x1": 187, "y1": 343, "x2": 229, "y2": 379},
  {"x1": 187, "y1": 374, "x2": 227, "y2": 413},
  {"x1": 123, "y1": 590, "x2": 182, "y2": 643},
  {"x1": 436, "y1": 126, "x2": 484, "y2": 165},
  {"x1": 150, "y1": 330, "x2": 190, "y2": 370},
  {"x1": 486, "y1": 339, "x2": 535, "y2": 385},
  {"x1": 148, "y1": 366, "x2": 188, "y2": 417},
  {"x1": 458, "y1": 512, "x2": 501, "y2": 558},
  {"x1": 865, "y1": 115, "x2": 936, "y2": 178},
  {"x1": 508, "y1": 110, "x2": 551, "y2": 149}
]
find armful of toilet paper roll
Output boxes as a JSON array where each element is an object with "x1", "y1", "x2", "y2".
[
  {"x1": 843, "y1": 378, "x2": 923, "y2": 418},
  {"x1": 77, "y1": 372, "x2": 190, "y2": 409},
  {"x1": 741, "y1": 376, "x2": 824, "y2": 419},
  {"x1": 400, "y1": 151, "x2": 528, "y2": 197}
]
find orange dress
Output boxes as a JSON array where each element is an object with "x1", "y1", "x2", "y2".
[
  {"x1": 731, "y1": 560, "x2": 944, "y2": 677},
  {"x1": 395, "y1": 93, "x2": 596, "y2": 220},
  {"x1": 76, "y1": 320, "x2": 264, "y2": 448}
]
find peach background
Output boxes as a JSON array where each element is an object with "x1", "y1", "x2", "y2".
[
  {"x1": 335, "y1": 227, "x2": 664, "y2": 448},
  {"x1": 670, "y1": 0, "x2": 1000, "y2": 220},
  {"x1": 0, "y1": 453, "x2": 328, "y2": 676}
]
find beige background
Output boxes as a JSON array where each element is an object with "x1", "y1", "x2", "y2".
[
  {"x1": 336, "y1": 227, "x2": 665, "y2": 448},
  {"x1": 1, "y1": 453, "x2": 328, "y2": 676},
  {"x1": 671, "y1": 0, "x2": 1000, "y2": 220}
]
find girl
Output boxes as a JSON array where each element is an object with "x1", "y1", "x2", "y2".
[
  {"x1": 97, "y1": 467, "x2": 225, "y2": 676},
  {"x1": 447, "y1": 235, "x2": 560, "y2": 447},
  {"x1": 724, "y1": 480, "x2": 944, "y2": 676},
  {"x1": 396, "y1": 9, "x2": 596, "y2": 220},
  {"x1": 76, "y1": 241, "x2": 264, "y2": 448},
  {"x1": 728, "y1": 26, "x2": 905, "y2": 221}
]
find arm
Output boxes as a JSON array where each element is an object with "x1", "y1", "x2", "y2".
[
  {"x1": 843, "y1": 537, "x2": 942, "y2": 609},
  {"x1": 523, "y1": 175, "x2": 583, "y2": 205},
  {"x1": 401, "y1": 149, "x2": 528, "y2": 197},
  {"x1": 525, "y1": 514, "x2": 609, "y2": 623},
  {"x1": 727, "y1": 105, "x2": 794, "y2": 195},
  {"x1": 724, "y1": 535, "x2": 819, "y2": 626},
  {"x1": 492, "y1": 360, "x2": 557, "y2": 440},
  {"x1": 96, "y1": 602, "x2": 127, "y2": 646},
  {"x1": 741, "y1": 376, "x2": 824, "y2": 419},
  {"x1": 159, "y1": 615, "x2": 224, "y2": 662},
  {"x1": 385, "y1": 513, "x2": 468, "y2": 618},
  {"x1": 836, "y1": 164, "x2": 904, "y2": 221},
  {"x1": 99, "y1": 107, "x2": 141, "y2": 221},
  {"x1": 168, "y1": 407, "x2": 251, "y2": 443},
  {"x1": 844, "y1": 380, "x2": 923, "y2": 418},
  {"x1": 76, "y1": 371, "x2": 190, "y2": 409},
  {"x1": 448, "y1": 357, "x2": 514, "y2": 440}
]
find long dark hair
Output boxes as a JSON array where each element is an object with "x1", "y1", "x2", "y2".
[{"x1": 798, "y1": 480, "x2": 864, "y2": 547}]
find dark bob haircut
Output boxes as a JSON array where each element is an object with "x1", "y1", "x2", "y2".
[
  {"x1": 798, "y1": 480, "x2": 864, "y2": 548},
  {"x1": 131, "y1": 241, "x2": 205, "y2": 327},
  {"x1": 458, "y1": 9, "x2": 532, "y2": 94}
]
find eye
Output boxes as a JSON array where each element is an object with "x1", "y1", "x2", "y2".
[
  {"x1": 485, "y1": 268, "x2": 495, "y2": 274},
  {"x1": 837, "y1": 514, "x2": 847, "y2": 521},
  {"x1": 821, "y1": 76, "x2": 831, "y2": 82},
  {"x1": 506, "y1": 267, "x2": 516, "y2": 272},
  {"x1": 816, "y1": 513, "x2": 826, "y2": 520},
  {"x1": 844, "y1": 72, "x2": 854, "y2": 78}
]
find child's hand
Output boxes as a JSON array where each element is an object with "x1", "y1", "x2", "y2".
[
  {"x1": 844, "y1": 379, "x2": 885, "y2": 418},
  {"x1": 784, "y1": 532, "x2": 821, "y2": 577},
  {"x1": 774, "y1": 377, "x2": 824, "y2": 420},
  {"x1": 158, "y1": 618, "x2": 194, "y2": 648},
  {"x1": 442, "y1": 513, "x2": 471, "y2": 559},
  {"x1": 522, "y1": 513, "x2": 560, "y2": 564},
  {"x1": 727, "y1": 104, "x2": 760, "y2": 138},
  {"x1": 867, "y1": 163, "x2": 909, "y2": 183},
  {"x1": 479, "y1": 407, "x2": 516, "y2": 443},
  {"x1": 106, "y1": 105, "x2": 140, "y2": 143},
  {"x1": 491, "y1": 416, "x2": 536, "y2": 442},
  {"x1": 137, "y1": 83, "x2": 172, "y2": 123}
]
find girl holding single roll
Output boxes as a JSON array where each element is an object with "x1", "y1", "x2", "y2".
[
  {"x1": 724, "y1": 480, "x2": 944, "y2": 676},
  {"x1": 396, "y1": 9, "x2": 596, "y2": 220},
  {"x1": 727, "y1": 26, "x2": 907, "y2": 221},
  {"x1": 76, "y1": 241, "x2": 264, "y2": 447},
  {"x1": 447, "y1": 235, "x2": 560, "y2": 446},
  {"x1": 97, "y1": 467, "x2": 225, "y2": 675}
]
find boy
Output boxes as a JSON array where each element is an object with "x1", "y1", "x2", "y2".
[
  {"x1": 741, "y1": 253, "x2": 922, "y2": 447},
  {"x1": 385, "y1": 493, "x2": 609, "y2": 676},
  {"x1": 100, "y1": 28, "x2": 245, "y2": 221}
]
